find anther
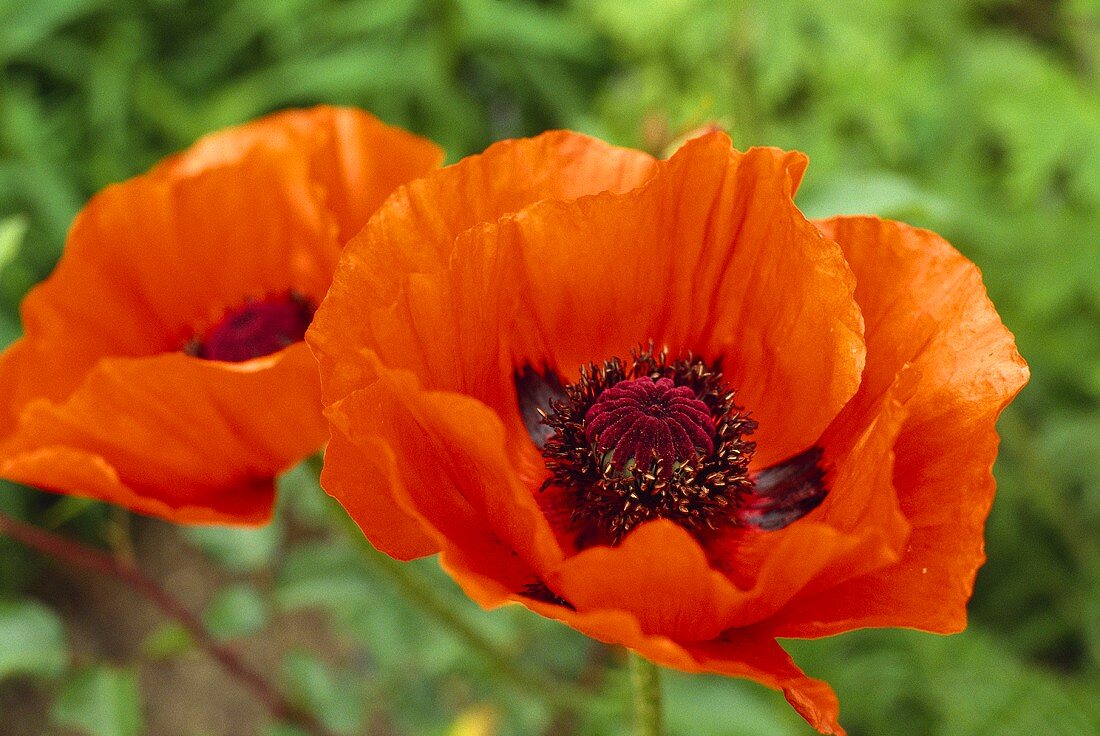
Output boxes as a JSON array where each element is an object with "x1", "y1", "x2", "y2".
[{"x1": 537, "y1": 346, "x2": 757, "y2": 545}]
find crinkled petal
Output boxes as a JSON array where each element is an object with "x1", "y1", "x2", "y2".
[
  {"x1": 1, "y1": 447, "x2": 270, "y2": 525},
  {"x1": 322, "y1": 365, "x2": 564, "y2": 578},
  {"x1": 1, "y1": 146, "x2": 341, "y2": 437},
  {"x1": 549, "y1": 520, "x2": 750, "y2": 641},
  {"x1": 310, "y1": 224, "x2": 522, "y2": 418},
  {"x1": 768, "y1": 216, "x2": 1029, "y2": 636},
  {"x1": 708, "y1": 392, "x2": 911, "y2": 626},
  {"x1": 321, "y1": 431, "x2": 438, "y2": 560},
  {"x1": 308, "y1": 130, "x2": 658, "y2": 402},
  {"x1": 1, "y1": 345, "x2": 324, "y2": 522},
  {"x1": 685, "y1": 632, "x2": 844, "y2": 735},
  {"x1": 154, "y1": 106, "x2": 445, "y2": 243},
  {"x1": 494, "y1": 134, "x2": 864, "y2": 466}
]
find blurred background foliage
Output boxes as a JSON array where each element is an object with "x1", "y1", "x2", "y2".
[{"x1": 1, "y1": 0, "x2": 1099, "y2": 734}]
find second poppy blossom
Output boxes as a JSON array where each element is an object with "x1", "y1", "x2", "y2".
[{"x1": 0, "y1": 106, "x2": 443, "y2": 524}]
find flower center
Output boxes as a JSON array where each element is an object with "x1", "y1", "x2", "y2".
[
  {"x1": 538, "y1": 346, "x2": 757, "y2": 546},
  {"x1": 186, "y1": 292, "x2": 314, "y2": 362},
  {"x1": 584, "y1": 376, "x2": 715, "y2": 475}
]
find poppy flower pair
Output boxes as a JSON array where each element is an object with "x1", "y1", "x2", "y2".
[{"x1": 0, "y1": 108, "x2": 1028, "y2": 734}]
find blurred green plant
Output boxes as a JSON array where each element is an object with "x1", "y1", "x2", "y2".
[
  {"x1": 52, "y1": 665, "x2": 144, "y2": 736},
  {"x1": 1, "y1": 0, "x2": 1099, "y2": 734}
]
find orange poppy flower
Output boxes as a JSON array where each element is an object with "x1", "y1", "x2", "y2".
[
  {"x1": 307, "y1": 130, "x2": 1028, "y2": 733},
  {"x1": 0, "y1": 106, "x2": 443, "y2": 524}
]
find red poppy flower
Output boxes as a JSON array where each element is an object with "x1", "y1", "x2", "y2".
[
  {"x1": 0, "y1": 106, "x2": 443, "y2": 524},
  {"x1": 307, "y1": 130, "x2": 1028, "y2": 733}
]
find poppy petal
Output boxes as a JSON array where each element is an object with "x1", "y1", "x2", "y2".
[
  {"x1": 0, "y1": 446, "x2": 269, "y2": 525},
  {"x1": 2, "y1": 146, "x2": 341, "y2": 434},
  {"x1": 708, "y1": 392, "x2": 911, "y2": 626},
  {"x1": 308, "y1": 131, "x2": 658, "y2": 402},
  {"x1": 77, "y1": 148, "x2": 341, "y2": 327},
  {"x1": 323, "y1": 365, "x2": 564, "y2": 579},
  {"x1": 768, "y1": 216, "x2": 1029, "y2": 636},
  {"x1": 320, "y1": 431, "x2": 439, "y2": 561},
  {"x1": 154, "y1": 106, "x2": 445, "y2": 244},
  {"x1": 494, "y1": 133, "x2": 865, "y2": 466},
  {"x1": 549, "y1": 519, "x2": 749, "y2": 641},
  {"x1": 737, "y1": 446, "x2": 830, "y2": 531},
  {"x1": 435, "y1": 546, "x2": 845, "y2": 735},
  {"x1": 310, "y1": 225, "x2": 524, "y2": 421},
  {"x1": 1, "y1": 345, "x2": 324, "y2": 521}
]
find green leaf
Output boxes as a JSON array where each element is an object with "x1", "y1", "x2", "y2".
[
  {"x1": 789, "y1": 627, "x2": 1100, "y2": 736},
  {"x1": 52, "y1": 665, "x2": 143, "y2": 736},
  {"x1": 798, "y1": 171, "x2": 951, "y2": 222},
  {"x1": 274, "y1": 541, "x2": 373, "y2": 615},
  {"x1": 456, "y1": 0, "x2": 601, "y2": 62},
  {"x1": 278, "y1": 457, "x2": 328, "y2": 527},
  {"x1": 281, "y1": 651, "x2": 364, "y2": 734},
  {"x1": 141, "y1": 622, "x2": 194, "y2": 661},
  {"x1": 0, "y1": 214, "x2": 28, "y2": 274},
  {"x1": 183, "y1": 520, "x2": 282, "y2": 573},
  {"x1": 203, "y1": 584, "x2": 267, "y2": 640},
  {"x1": 0, "y1": 312, "x2": 18, "y2": 349},
  {"x1": 0, "y1": 598, "x2": 67, "y2": 680},
  {"x1": 664, "y1": 670, "x2": 805, "y2": 736},
  {"x1": 0, "y1": 0, "x2": 107, "y2": 62}
]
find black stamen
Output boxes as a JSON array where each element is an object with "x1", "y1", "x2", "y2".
[
  {"x1": 514, "y1": 363, "x2": 567, "y2": 450},
  {"x1": 519, "y1": 581, "x2": 575, "y2": 610},
  {"x1": 538, "y1": 345, "x2": 758, "y2": 546},
  {"x1": 737, "y1": 446, "x2": 829, "y2": 531}
]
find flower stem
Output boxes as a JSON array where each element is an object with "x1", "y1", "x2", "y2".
[
  {"x1": 541, "y1": 641, "x2": 613, "y2": 736},
  {"x1": 0, "y1": 510, "x2": 338, "y2": 736},
  {"x1": 629, "y1": 652, "x2": 664, "y2": 736},
  {"x1": 328, "y1": 500, "x2": 597, "y2": 713}
]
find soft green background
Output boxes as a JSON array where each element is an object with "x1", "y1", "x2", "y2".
[{"x1": 1, "y1": 1, "x2": 1099, "y2": 734}]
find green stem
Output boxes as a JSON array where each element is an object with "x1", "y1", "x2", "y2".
[
  {"x1": 328, "y1": 500, "x2": 596, "y2": 713},
  {"x1": 629, "y1": 652, "x2": 664, "y2": 736}
]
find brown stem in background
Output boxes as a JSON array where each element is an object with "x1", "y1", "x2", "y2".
[{"x1": 0, "y1": 510, "x2": 339, "y2": 736}]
